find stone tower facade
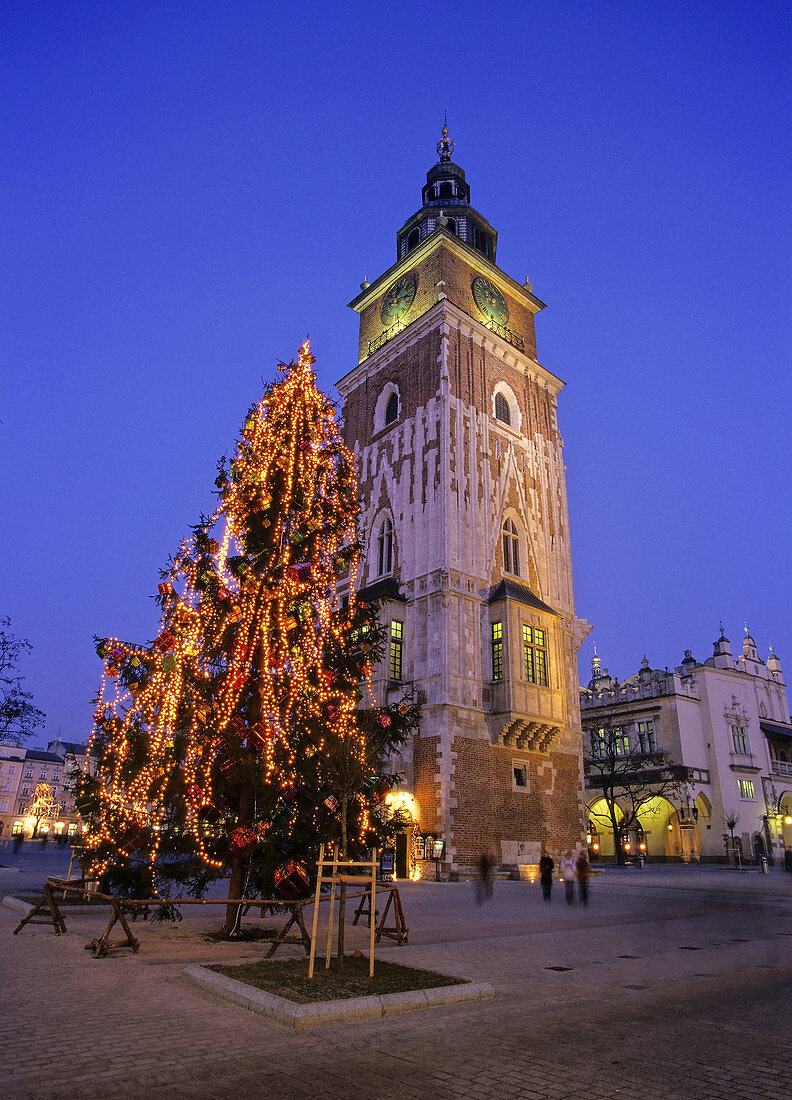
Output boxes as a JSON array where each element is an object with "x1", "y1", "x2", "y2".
[{"x1": 336, "y1": 127, "x2": 590, "y2": 874}]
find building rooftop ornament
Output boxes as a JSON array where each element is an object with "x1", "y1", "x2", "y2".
[{"x1": 436, "y1": 114, "x2": 455, "y2": 163}]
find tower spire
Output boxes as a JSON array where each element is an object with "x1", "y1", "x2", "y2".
[{"x1": 436, "y1": 114, "x2": 455, "y2": 163}]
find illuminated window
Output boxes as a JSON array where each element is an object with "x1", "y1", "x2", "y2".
[
  {"x1": 494, "y1": 392, "x2": 511, "y2": 425},
  {"x1": 389, "y1": 620, "x2": 403, "y2": 682},
  {"x1": 738, "y1": 778, "x2": 755, "y2": 800},
  {"x1": 21, "y1": 786, "x2": 30, "y2": 797},
  {"x1": 377, "y1": 518, "x2": 393, "y2": 576},
  {"x1": 522, "y1": 625, "x2": 548, "y2": 686},
  {"x1": 503, "y1": 520, "x2": 520, "y2": 576},
  {"x1": 385, "y1": 392, "x2": 399, "y2": 426},
  {"x1": 638, "y1": 721, "x2": 656, "y2": 753},
  {"x1": 590, "y1": 729, "x2": 607, "y2": 758},
  {"x1": 613, "y1": 728, "x2": 630, "y2": 756},
  {"x1": 491, "y1": 622, "x2": 503, "y2": 681}
]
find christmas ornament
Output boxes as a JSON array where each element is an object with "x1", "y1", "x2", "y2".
[
  {"x1": 228, "y1": 827, "x2": 257, "y2": 859},
  {"x1": 273, "y1": 859, "x2": 310, "y2": 899}
]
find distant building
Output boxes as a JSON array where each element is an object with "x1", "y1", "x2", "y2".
[
  {"x1": 579, "y1": 628, "x2": 792, "y2": 864},
  {"x1": 0, "y1": 739, "x2": 93, "y2": 842}
]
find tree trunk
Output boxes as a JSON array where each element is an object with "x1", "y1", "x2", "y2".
[
  {"x1": 340, "y1": 796, "x2": 348, "y2": 858},
  {"x1": 607, "y1": 797, "x2": 625, "y2": 865},
  {"x1": 221, "y1": 774, "x2": 254, "y2": 936}
]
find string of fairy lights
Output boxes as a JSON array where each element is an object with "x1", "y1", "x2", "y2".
[{"x1": 83, "y1": 341, "x2": 377, "y2": 877}]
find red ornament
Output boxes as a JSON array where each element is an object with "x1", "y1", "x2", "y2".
[
  {"x1": 158, "y1": 582, "x2": 173, "y2": 596},
  {"x1": 228, "y1": 827, "x2": 257, "y2": 859},
  {"x1": 288, "y1": 562, "x2": 313, "y2": 583},
  {"x1": 273, "y1": 859, "x2": 310, "y2": 899},
  {"x1": 154, "y1": 630, "x2": 176, "y2": 653}
]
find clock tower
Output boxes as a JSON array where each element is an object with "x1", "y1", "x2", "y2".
[{"x1": 337, "y1": 126, "x2": 590, "y2": 876}]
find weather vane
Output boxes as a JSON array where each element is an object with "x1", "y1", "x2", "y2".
[{"x1": 437, "y1": 111, "x2": 454, "y2": 162}]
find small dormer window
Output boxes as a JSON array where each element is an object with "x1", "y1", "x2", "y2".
[
  {"x1": 494, "y1": 392, "x2": 510, "y2": 425},
  {"x1": 385, "y1": 392, "x2": 399, "y2": 426}
]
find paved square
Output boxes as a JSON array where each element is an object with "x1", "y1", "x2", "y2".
[{"x1": 2, "y1": 849, "x2": 791, "y2": 1099}]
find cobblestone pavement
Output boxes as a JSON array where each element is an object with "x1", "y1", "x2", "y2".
[{"x1": 2, "y1": 851, "x2": 791, "y2": 1099}]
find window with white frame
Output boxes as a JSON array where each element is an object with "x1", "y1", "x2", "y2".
[
  {"x1": 377, "y1": 517, "x2": 393, "y2": 576},
  {"x1": 494, "y1": 392, "x2": 511, "y2": 425},
  {"x1": 492, "y1": 383, "x2": 520, "y2": 431},
  {"x1": 738, "y1": 778, "x2": 755, "y2": 799},
  {"x1": 503, "y1": 520, "x2": 520, "y2": 576},
  {"x1": 637, "y1": 721, "x2": 656, "y2": 753},
  {"x1": 0, "y1": 799, "x2": 7, "y2": 813}
]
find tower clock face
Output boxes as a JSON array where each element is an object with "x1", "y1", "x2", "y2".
[
  {"x1": 472, "y1": 277, "x2": 509, "y2": 326},
  {"x1": 380, "y1": 273, "x2": 416, "y2": 326}
]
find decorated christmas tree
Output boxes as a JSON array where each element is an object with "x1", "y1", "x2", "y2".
[{"x1": 80, "y1": 342, "x2": 417, "y2": 933}]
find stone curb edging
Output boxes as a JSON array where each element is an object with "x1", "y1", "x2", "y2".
[
  {"x1": 182, "y1": 964, "x2": 495, "y2": 1028},
  {"x1": 3, "y1": 895, "x2": 34, "y2": 916}
]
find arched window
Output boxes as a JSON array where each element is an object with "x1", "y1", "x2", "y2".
[
  {"x1": 503, "y1": 519, "x2": 520, "y2": 576},
  {"x1": 407, "y1": 227, "x2": 420, "y2": 252},
  {"x1": 377, "y1": 518, "x2": 393, "y2": 577},
  {"x1": 438, "y1": 181, "x2": 453, "y2": 201},
  {"x1": 445, "y1": 217, "x2": 457, "y2": 235},
  {"x1": 385, "y1": 392, "x2": 399, "y2": 426},
  {"x1": 494, "y1": 392, "x2": 511, "y2": 425}
]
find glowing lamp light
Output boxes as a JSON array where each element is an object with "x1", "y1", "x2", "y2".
[
  {"x1": 784, "y1": 814, "x2": 792, "y2": 826},
  {"x1": 592, "y1": 842, "x2": 600, "y2": 852},
  {"x1": 623, "y1": 841, "x2": 631, "y2": 851},
  {"x1": 667, "y1": 822, "x2": 674, "y2": 831},
  {"x1": 639, "y1": 842, "x2": 646, "y2": 851}
]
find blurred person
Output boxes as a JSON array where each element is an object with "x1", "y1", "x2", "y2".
[
  {"x1": 560, "y1": 850, "x2": 576, "y2": 905},
  {"x1": 539, "y1": 849, "x2": 554, "y2": 903}
]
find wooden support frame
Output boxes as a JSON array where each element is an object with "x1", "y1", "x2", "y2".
[
  {"x1": 12, "y1": 877, "x2": 322, "y2": 960},
  {"x1": 308, "y1": 846, "x2": 378, "y2": 979},
  {"x1": 352, "y1": 882, "x2": 409, "y2": 945}
]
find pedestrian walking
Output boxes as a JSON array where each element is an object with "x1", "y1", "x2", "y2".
[
  {"x1": 560, "y1": 850, "x2": 576, "y2": 905},
  {"x1": 539, "y1": 850, "x2": 554, "y2": 902},
  {"x1": 576, "y1": 850, "x2": 591, "y2": 906}
]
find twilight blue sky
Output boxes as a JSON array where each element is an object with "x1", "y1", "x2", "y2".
[{"x1": 3, "y1": 1, "x2": 791, "y2": 743}]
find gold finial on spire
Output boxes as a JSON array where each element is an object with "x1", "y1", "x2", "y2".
[{"x1": 437, "y1": 111, "x2": 455, "y2": 163}]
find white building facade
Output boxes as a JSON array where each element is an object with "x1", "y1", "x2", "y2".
[{"x1": 580, "y1": 628, "x2": 792, "y2": 864}]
